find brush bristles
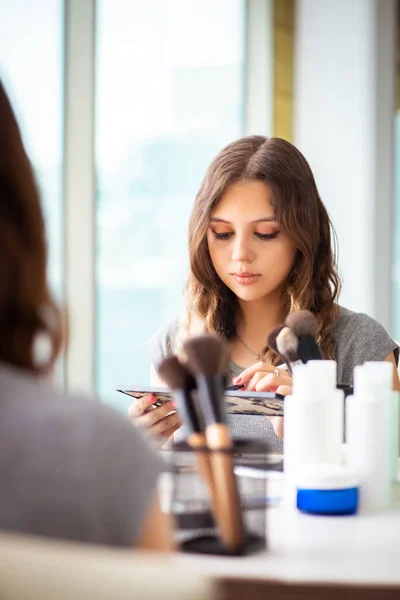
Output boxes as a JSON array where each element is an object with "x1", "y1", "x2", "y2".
[
  {"x1": 285, "y1": 310, "x2": 318, "y2": 338},
  {"x1": 157, "y1": 356, "x2": 187, "y2": 390},
  {"x1": 266, "y1": 324, "x2": 285, "y2": 353},
  {"x1": 183, "y1": 335, "x2": 230, "y2": 376},
  {"x1": 276, "y1": 327, "x2": 299, "y2": 363}
]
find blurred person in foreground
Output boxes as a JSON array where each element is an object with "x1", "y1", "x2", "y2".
[{"x1": 0, "y1": 78, "x2": 172, "y2": 551}]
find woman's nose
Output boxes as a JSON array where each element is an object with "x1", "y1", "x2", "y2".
[{"x1": 231, "y1": 235, "x2": 254, "y2": 263}]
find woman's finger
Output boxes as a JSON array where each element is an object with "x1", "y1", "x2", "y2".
[
  {"x1": 255, "y1": 372, "x2": 292, "y2": 392},
  {"x1": 161, "y1": 422, "x2": 182, "y2": 441},
  {"x1": 276, "y1": 385, "x2": 292, "y2": 396},
  {"x1": 150, "y1": 411, "x2": 182, "y2": 437},
  {"x1": 233, "y1": 361, "x2": 276, "y2": 384},
  {"x1": 135, "y1": 401, "x2": 177, "y2": 429},
  {"x1": 128, "y1": 394, "x2": 156, "y2": 420},
  {"x1": 243, "y1": 371, "x2": 266, "y2": 391}
]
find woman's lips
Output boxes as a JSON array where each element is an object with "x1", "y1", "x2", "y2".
[{"x1": 232, "y1": 272, "x2": 262, "y2": 286}]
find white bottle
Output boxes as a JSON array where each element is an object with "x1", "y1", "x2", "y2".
[
  {"x1": 364, "y1": 362, "x2": 399, "y2": 483},
  {"x1": 391, "y1": 391, "x2": 400, "y2": 482},
  {"x1": 346, "y1": 363, "x2": 392, "y2": 511},
  {"x1": 283, "y1": 361, "x2": 344, "y2": 506}
]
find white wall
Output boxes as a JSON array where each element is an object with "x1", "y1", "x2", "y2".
[{"x1": 294, "y1": 0, "x2": 396, "y2": 330}]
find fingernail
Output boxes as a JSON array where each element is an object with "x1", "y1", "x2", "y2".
[
  {"x1": 147, "y1": 395, "x2": 156, "y2": 404},
  {"x1": 233, "y1": 376, "x2": 242, "y2": 384},
  {"x1": 171, "y1": 400, "x2": 177, "y2": 408}
]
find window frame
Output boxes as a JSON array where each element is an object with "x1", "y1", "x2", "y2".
[{"x1": 63, "y1": 0, "x2": 274, "y2": 395}]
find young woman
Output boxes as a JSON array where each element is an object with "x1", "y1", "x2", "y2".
[
  {"x1": 0, "y1": 78, "x2": 172, "y2": 551},
  {"x1": 129, "y1": 135, "x2": 400, "y2": 451}
]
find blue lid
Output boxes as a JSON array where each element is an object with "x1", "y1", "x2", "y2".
[{"x1": 297, "y1": 487, "x2": 358, "y2": 515}]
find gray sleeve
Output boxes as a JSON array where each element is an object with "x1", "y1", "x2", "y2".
[
  {"x1": 146, "y1": 317, "x2": 180, "y2": 367},
  {"x1": 350, "y1": 313, "x2": 398, "y2": 364},
  {"x1": 93, "y1": 407, "x2": 166, "y2": 547},
  {"x1": 336, "y1": 311, "x2": 399, "y2": 384}
]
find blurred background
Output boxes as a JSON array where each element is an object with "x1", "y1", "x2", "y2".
[{"x1": 0, "y1": 0, "x2": 398, "y2": 412}]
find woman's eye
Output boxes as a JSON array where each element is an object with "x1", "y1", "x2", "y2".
[
  {"x1": 255, "y1": 232, "x2": 279, "y2": 241},
  {"x1": 210, "y1": 229, "x2": 280, "y2": 241},
  {"x1": 211, "y1": 231, "x2": 233, "y2": 241}
]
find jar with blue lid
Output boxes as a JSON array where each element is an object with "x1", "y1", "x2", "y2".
[{"x1": 296, "y1": 464, "x2": 359, "y2": 516}]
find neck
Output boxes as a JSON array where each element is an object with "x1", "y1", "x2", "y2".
[{"x1": 236, "y1": 293, "x2": 285, "y2": 349}]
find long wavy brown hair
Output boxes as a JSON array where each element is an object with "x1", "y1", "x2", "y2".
[
  {"x1": 184, "y1": 135, "x2": 341, "y2": 362},
  {"x1": 0, "y1": 79, "x2": 62, "y2": 374}
]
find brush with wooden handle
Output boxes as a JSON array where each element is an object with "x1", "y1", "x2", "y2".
[
  {"x1": 157, "y1": 356, "x2": 216, "y2": 503},
  {"x1": 183, "y1": 335, "x2": 244, "y2": 554}
]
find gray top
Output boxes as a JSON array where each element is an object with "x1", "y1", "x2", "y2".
[
  {"x1": 147, "y1": 306, "x2": 399, "y2": 452},
  {"x1": 0, "y1": 362, "x2": 163, "y2": 547}
]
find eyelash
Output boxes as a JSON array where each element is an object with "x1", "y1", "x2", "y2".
[{"x1": 211, "y1": 231, "x2": 279, "y2": 241}]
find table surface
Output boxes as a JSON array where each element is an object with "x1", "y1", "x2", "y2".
[{"x1": 170, "y1": 467, "x2": 400, "y2": 587}]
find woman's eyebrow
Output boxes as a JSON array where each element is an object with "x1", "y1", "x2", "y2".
[{"x1": 210, "y1": 216, "x2": 277, "y2": 224}]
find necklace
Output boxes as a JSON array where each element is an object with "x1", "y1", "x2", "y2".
[{"x1": 236, "y1": 335, "x2": 263, "y2": 361}]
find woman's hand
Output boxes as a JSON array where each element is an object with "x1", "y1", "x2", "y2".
[
  {"x1": 233, "y1": 360, "x2": 292, "y2": 392},
  {"x1": 128, "y1": 395, "x2": 182, "y2": 445},
  {"x1": 233, "y1": 361, "x2": 293, "y2": 440}
]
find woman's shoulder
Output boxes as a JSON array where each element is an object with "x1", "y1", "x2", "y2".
[
  {"x1": 0, "y1": 363, "x2": 164, "y2": 546},
  {"x1": 334, "y1": 305, "x2": 393, "y2": 341},
  {"x1": 146, "y1": 316, "x2": 181, "y2": 366},
  {"x1": 333, "y1": 305, "x2": 399, "y2": 382}
]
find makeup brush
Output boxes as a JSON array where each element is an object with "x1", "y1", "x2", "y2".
[
  {"x1": 266, "y1": 324, "x2": 285, "y2": 354},
  {"x1": 157, "y1": 356, "x2": 215, "y2": 497},
  {"x1": 267, "y1": 324, "x2": 293, "y2": 373},
  {"x1": 275, "y1": 326, "x2": 302, "y2": 375},
  {"x1": 157, "y1": 356, "x2": 201, "y2": 441},
  {"x1": 267, "y1": 324, "x2": 295, "y2": 374},
  {"x1": 183, "y1": 335, "x2": 244, "y2": 553},
  {"x1": 285, "y1": 310, "x2": 322, "y2": 362}
]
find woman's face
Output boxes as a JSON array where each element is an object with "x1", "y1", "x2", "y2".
[{"x1": 207, "y1": 180, "x2": 296, "y2": 303}]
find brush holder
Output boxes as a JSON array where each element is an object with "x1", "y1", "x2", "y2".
[{"x1": 166, "y1": 439, "x2": 273, "y2": 556}]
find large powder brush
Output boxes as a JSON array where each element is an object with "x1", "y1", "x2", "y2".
[
  {"x1": 183, "y1": 335, "x2": 230, "y2": 426},
  {"x1": 157, "y1": 355, "x2": 216, "y2": 511},
  {"x1": 267, "y1": 324, "x2": 294, "y2": 374},
  {"x1": 157, "y1": 356, "x2": 201, "y2": 438},
  {"x1": 266, "y1": 324, "x2": 285, "y2": 354},
  {"x1": 285, "y1": 310, "x2": 322, "y2": 362},
  {"x1": 275, "y1": 326, "x2": 302, "y2": 374},
  {"x1": 183, "y1": 335, "x2": 244, "y2": 553}
]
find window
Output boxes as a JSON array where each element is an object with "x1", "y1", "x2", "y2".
[
  {"x1": 0, "y1": 0, "x2": 64, "y2": 301},
  {"x1": 95, "y1": 0, "x2": 245, "y2": 409}
]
